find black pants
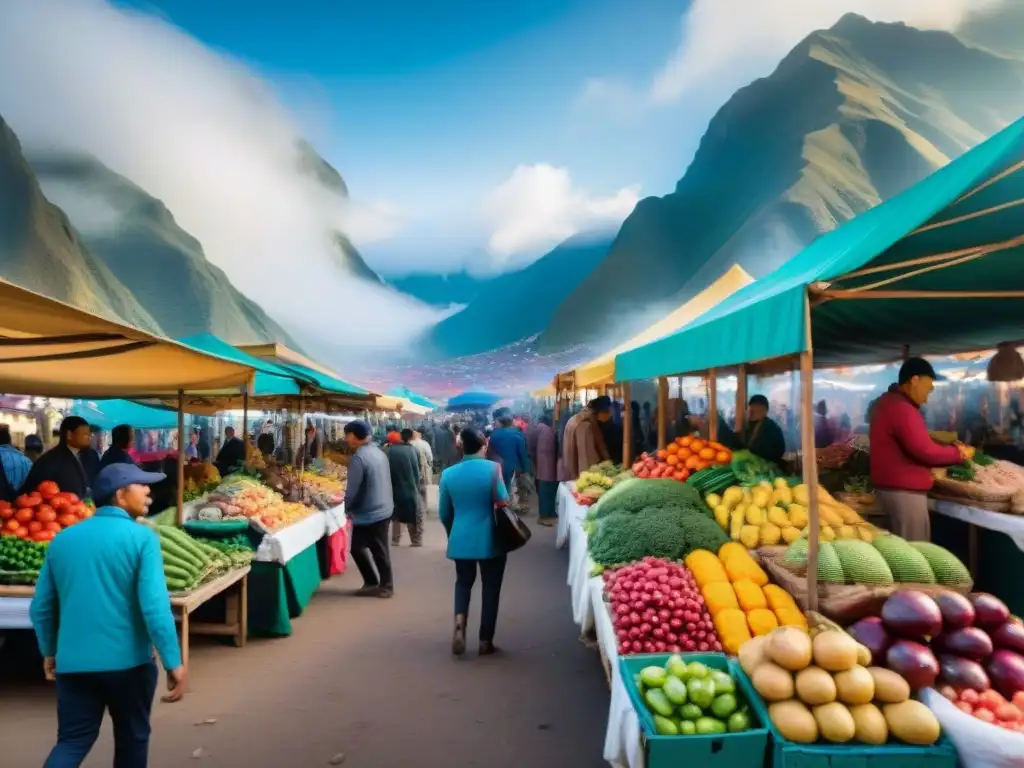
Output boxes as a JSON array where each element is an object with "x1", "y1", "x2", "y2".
[
  {"x1": 454, "y1": 555, "x2": 507, "y2": 642},
  {"x1": 45, "y1": 660, "x2": 158, "y2": 768},
  {"x1": 350, "y1": 518, "x2": 394, "y2": 590}
]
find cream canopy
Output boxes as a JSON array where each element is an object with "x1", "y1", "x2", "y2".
[
  {"x1": 564, "y1": 265, "x2": 754, "y2": 388},
  {"x1": 0, "y1": 279, "x2": 254, "y2": 397}
]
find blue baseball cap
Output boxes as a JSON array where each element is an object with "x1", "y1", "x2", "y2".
[
  {"x1": 343, "y1": 419, "x2": 371, "y2": 440},
  {"x1": 93, "y1": 463, "x2": 167, "y2": 501}
]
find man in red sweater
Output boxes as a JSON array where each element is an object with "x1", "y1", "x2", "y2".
[{"x1": 870, "y1": 357, "x2": 969, "y2": 540}]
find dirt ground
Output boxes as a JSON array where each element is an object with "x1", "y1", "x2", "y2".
[{"x1": 0, "y1": 519, "x2": 610, "y2": 767}]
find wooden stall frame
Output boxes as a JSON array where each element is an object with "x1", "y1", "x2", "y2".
[
  {"x1": 657, "y1": 376, "x2": 668, "y2": 450},
  {"x1": 622, "y1": 381, "x2": 633, "y2": 466},
  {"x1": 170, "y1": 565, "x2": 250, "y2": 668}
]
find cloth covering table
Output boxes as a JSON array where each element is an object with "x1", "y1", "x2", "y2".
[
  {"x1": 557, "y1": 482, "x2": 588, "y2": 549},
  {"x1": 594, "y1": 591, "x2": 645, "y2": 768},
  {"x1": 0, "y1": 596, "x2": 32, "y2": 630},
  {"x1": 255, "y1": 511, "x2": 328, "y2": 564},
  {"x1": 930, "y1": 499, "x2": 1024, "y2": 551},
  {"x1": 567, "y1": 516, "x2": 598, "y2": 632}
]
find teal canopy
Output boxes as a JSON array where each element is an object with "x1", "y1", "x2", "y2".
[
  {"x1": 71, "y1": 399, "x2": 179, "y2": 430},
  {"x1": 275, "y1": 361, "x2": 368, "y2": 396},
  {"x1": 387, "y1": 386, "x2": 438, "y2": 409},
  {"x1": 616, "y1": 117, "x2": 1024, "y2": 380},
  {"x1": 178, "y1": 334, "x2": 301, "y2": 396}
]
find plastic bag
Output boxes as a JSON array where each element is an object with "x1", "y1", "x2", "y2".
[{"x1": 920, "y1": 688, "x2": 1024, "y2": 768}]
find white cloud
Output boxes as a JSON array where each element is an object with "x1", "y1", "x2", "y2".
[
  {"x1": 0, "y1": 0, "x2": 438, "y2": 359},
  {"x1": 481, "y1": 163, "x2": 640, "y2": 264}
]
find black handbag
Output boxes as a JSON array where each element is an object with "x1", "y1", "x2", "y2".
[{"x1": 492, "y1": 466, "x2": 531, "y2": 553}]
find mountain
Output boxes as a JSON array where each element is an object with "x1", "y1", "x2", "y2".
[
  {"x1": 30, "y1": 154, "x2": 304, "y2": 347},
  {"x1": 419, "y1": 230, "x2": 615, "y2": 359},
  {"x1": 0, "y1": 115, "x2": 162, "y2": 331},
  {"x1": 389, "y1": 265, "x2": 494, "y2": 307},
  {"x1": 539, "y1": 14, "x2": 1024, "y2": 352},
  {"x1": 958, "y1": 1, "x2": 1024, "y2": 58}
]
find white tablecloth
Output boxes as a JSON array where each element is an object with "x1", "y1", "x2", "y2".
[
  {"x1": 930, "y1": 499, "x2": 1024, "y2": 552},
  {"x1": 567, "y1": 518, "x2": 599, "y2": 631},
  {"x1": 323, "y1": 503, "x2": 347, "y2": 536},
  {"x1": 557, "y1": 482, "x2": 588, "y2": 549},
  {"x1": 254, "y1": 511, "x2": 328, "y2": 564},
  {"x1": 0, "y1": 598, "x2": 32, "y2": 630},
  {"x1": 593, "y1": 592, "x2": 645, "y2": 768}
]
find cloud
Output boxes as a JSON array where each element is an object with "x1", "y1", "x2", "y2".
[
  {"x1": 481, "y1": 163, "x2": 640, "y2": 264},
  {"x1": 0, "y1": 0, "x2": 440, "y2": 360}
]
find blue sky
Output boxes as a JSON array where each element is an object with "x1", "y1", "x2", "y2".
[{"x1": 118, "y1": 0, "x2": 703, "y2": 275}]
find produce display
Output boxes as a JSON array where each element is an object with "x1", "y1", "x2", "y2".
[
  {"x1": 585, "y1": 480, "x2": 727, "y2": 567},
  {"x1": 783, "y1": 535, "x2": 971, "y2": 588},
  {"x1": 182, "y1": 462, "x2": 222, "y2": 502},
  {"x1": 252, "y1": 464, "x2": 345, "y2": 510},
  {"x1": 633, "y1": 655, "x2": 757, "y2": 736},
  {"x1": 602, "y1": 557, "x2": 722, "y2": 655},
  {"x1": 156, "y1": 525, "x2": 252, "y2": 592},
  {"x1": 0, "y1": 481, "x2": 94, "y2": 543},
  {"x1": 687, "y1": 543, "x2": 807, "y2": 654},
  {"x1": 742, "y1": 626, "x2": 942, "y2": 746},
  {"x1": 932, "y1": 453, "x2": 1024, "y2": 512},
  {"x1": 198, "y1": 475, "x2": 314, "y2": 532},
  {"x1": 846, "y1": 590, "x2": 1024, "y2": 705},
  {"x1": 0, "y1": 537, "x2": 47, "y2": 584},
  {"x1": 707, "y1": 478, "x2": 882, "y2": 550},
  {"x1": 573, "y1": 461, "x2": 631, "y2": 505},
  {"x1": 630, "y1": 436, "x2": 732, "y2": 483}
]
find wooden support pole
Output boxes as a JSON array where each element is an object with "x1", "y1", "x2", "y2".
[
  {"x1": 622, "y1": 381, "x2": 633, "y2": 467},
  {"x1": 736, "y1": 364, "x2": 747, "y2": 432},
  {"x1": 241, "y1": 385, "x2": 250, "y2": 463},
  {"x1": 657, "y1": 377, "x2": 668, "y2": 449},
  {"x1": 176, "y1": 390, "x2": 185, "y2": 525},
  {"x1": 800, "y1": 293, "x2": 821, "y2": 612},
  {"x1": 708, "y1": 369, "x2": 718, "y2": 442}
]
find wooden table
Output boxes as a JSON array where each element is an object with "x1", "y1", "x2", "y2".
[
  {"x1": 170, "y1": 566, "x2": 250, "y2": 667},
  {"x1": 0, "y1": 585, "x2": 36, "y2": 598}
]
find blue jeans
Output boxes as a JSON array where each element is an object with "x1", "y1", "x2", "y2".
[
  {"x1": 454, "y1": 556, "x2": 507, "y2": 642},
  {"x1": 45, "y1": 661, "x2": 158, "y2": 768}
]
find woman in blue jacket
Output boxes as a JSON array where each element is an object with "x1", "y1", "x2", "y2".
[{"x1": 438, "y1": 427, "x2": 510, "y2": 657}]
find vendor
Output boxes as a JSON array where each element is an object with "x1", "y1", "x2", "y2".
[
  {"x1": 718, "y1": 395, "x2": 786, "y2": 466},
  {"x1": 100, "y1": 424, "x2": 139, "y2": 470},
  {"x1": 870, "y1": 357, "x2": 970, "y2": 540},
  {"x1": 20, "y1": 416, "x2": 92, "y2": 498},
  {"x1": 214, "y1": 426, "x2": 246, "y2": 477}
]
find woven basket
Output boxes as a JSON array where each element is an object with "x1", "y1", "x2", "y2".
[{"x1": 932, "y1": 475, "x2": 1015, "y2": 503}]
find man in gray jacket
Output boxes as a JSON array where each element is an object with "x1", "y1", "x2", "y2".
[{"x1": 344, "y1": 420, "x2": 395, "y2": 598}]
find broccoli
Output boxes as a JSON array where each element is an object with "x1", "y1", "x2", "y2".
[
  {"x1": 678, "y1": 513, "x2": 729, "y2": 557},
  {"x1": 590, "y1": 478, "x2": 703, "y2": 520},
  {"x1": 588, "y1": 507, "x2": 689, "y2": 566}
]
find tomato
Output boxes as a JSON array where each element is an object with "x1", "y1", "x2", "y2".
[
  {"x1": 678, "y1": 468, "x2": 690, "y2": 481},
  {"x1": 0, "y1": 506, "x2": 14, "y2": 520},
  {"x1": 666, "y1": 443, "x2": 679, "y2": 455},
  {"x1": 637, "y1": 469, "x2": 650, "y2": 479},
  {"x1": 14, "y1": 527, "x2": 29, "y2": 539},
  {"x1": 14, "y1": 508, "x2": 35, "y2": 524},
  {"x1": 656, "y1": 449, "x2": 667, "y2": 460},
  {"x1": 37, "y1": 481, "x2": 60, "y2": 500},
  {"x1": 65, "y1": 493, "x2": 80, "y2": 504},
  {"x1": 3, "y1": 518, "x2": 18, "y2": 532},
  {"x1": 27, "y1": 520, "x2": 43, "y2": 534},
  {"x1": 72, "y1": 503, "x2": 89, "y2": 519},
  {"x1": 708, "y1": 441, "x2": 725, "y2": 452},
  {"x1": 980, "y1": 690, "x2": 1006, "y2": 711},
  {"x1": 35, "y1": 505, "x2": 57, "y2": 524},
  {"x1": 57, "y1": 513, "x2": 79, "y2": 529},
  {"x1": 975, "y1": 708, "x2": 996, "y2": 724},
  {"x1": 79, "y1": 506, "x2": 94, "y2": 519},
  {"x1": 15, "y1": 493, "x2": 41, "y2": 508},
  {"x1": 44, "y1": 521, "x2": 62, "y2": 534},
  {"x1": 960, "y1": 689, "x2": 981, "y2": 705},
  {"x1": 0, "y1": 500, "x2": 10, "y2": 511},
  {"x1": 715, "y1": 451, "x2": 731, "y2": 464},
  {"x1": 694, "y1": 460, "x2": 710, "y2": 472},
  {"x1": 996, "y1": 703, "x2": 1022, "y2": 723}
]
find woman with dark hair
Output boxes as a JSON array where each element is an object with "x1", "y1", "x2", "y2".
[{"x1": 438, "y1": 427, "x2": 511, "y2": 656}]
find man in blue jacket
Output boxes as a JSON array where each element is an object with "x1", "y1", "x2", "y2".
[
  {"x1": 487, "y1": 409, "x2": 531, "y2": 506},
  {"x1": 31, "y1": 463, "x2": 187, "y2": 766},
  {"x1": 344, "y1": 419, "x2": 395, "y2": 598}
]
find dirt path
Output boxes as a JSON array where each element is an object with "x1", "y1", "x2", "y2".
[{"x1": 0, "y1": 519, "x2": 610, "y2": 766}]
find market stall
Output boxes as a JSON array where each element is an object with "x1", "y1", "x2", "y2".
[{"x1": 545, "y1": 119, "x2": 1024, "y2": 766}]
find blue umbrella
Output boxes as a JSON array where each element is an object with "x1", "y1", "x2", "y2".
[{"x1": 446, "y1": 391, "x2": 502, "y2": 410}]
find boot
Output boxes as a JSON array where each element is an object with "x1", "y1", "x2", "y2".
[
  {"x1": 479, "y1": 640, "x2": 498, "y2": 656},
  {"x1": 452, "y1": 614, "x2": 467, "y2": 656}
]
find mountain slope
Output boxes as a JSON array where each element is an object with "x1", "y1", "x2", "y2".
[
  {"x1": 31, "y1": 154, "x2": 304, "y2": 347},
  {"x1": 419, "y1": 230, "x2": 615, "y2": 359},
  {"x1": 389, "y1": 264, "x2": 494, "y2": 307},
  {"x1": 540, "y1": 14, "x2": 1024, "y2": 352},
  {"x1": 0, "y1": 115, "x2": 163, "y2": 332}
]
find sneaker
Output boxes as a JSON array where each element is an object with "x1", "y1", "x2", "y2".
[
  {"x1": 376, "y1": 588, "x2": 394, "y2": 599},
  {"x1": 479, "y1": 641, "x2": 499, "y2": 656},
  {"x1": 354, "y1": 585, "x2": 381, "y2": 597}
]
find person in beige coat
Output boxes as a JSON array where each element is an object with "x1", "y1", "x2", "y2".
[{"x1": 562, "y1": 396, "x2": 612, "y2": 480}]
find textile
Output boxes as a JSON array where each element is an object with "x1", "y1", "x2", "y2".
[
  {"x1": 454, "y1": 555, "x2": 507, "y2": 642},
  {"x1": 345, "y1": 442, "x2": 394, "y2": 526},
  {"x1": 533, "y1": 422, "x2": 558, "y2": 482},
  {"x1": 350, "y1": 518, "x2": 393, "y2": 590},
  {"x1": 387, "y1": 443, "x2": 421, "y2": 524},
  {"x1": 438, "y1": 457, "x2": 509, "y2": 560},
  {"x1": 538, "y1": 479, "x2": 558, "y2": 519},
  {"x1": 871, "y1": 390, "x2": 961, "y2": 492},
  {"x1": 562, "y1": 410, "x2": 608, "y2": 481},
  {"x1": 21, "y1": 443, "x2": 88, "y2": 498},
  {"x1": 0, "y1": 444, "x2": 31, "y2": 496},
  {"x1": 486, "y1": 426, "x2": 531, "y2": 484},
  {"x1": 876, "y1": 489, "x2": 931, "y2": 541}
]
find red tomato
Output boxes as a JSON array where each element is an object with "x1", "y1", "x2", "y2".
[
  {"x1": 35, "y1": 505, "x2": 57, "y2": 524},
  {"x1": 44, "y1": 521, "x2": 62, "y2": 534},
  {"x1": 975, "y1": 708, "x2": 996, "y2": 724},
  {"x1": 3, "y1": 519, "x2": 18, "y2": 533},
  {"x1": 79, "y1": 506, "x2": 94, "y2": 519},
  {"x1": 14, "y1": 508, "x2": 34, "y2": 524},
  {"x1": 57, "y1": 513, "x2": 79, "y2": 529},
  {"x1": 27, "y1": 521, "x2": 43, "y2": 534},
  {"x1": 64, "y1": 493, "x2": 80, "y2": 504},
  {"x1": 0, "y1": 500, "x2": 10, "y2": 511},
  {"x1": 37, "y1": 481, "x2": 59, "y2": 500},
  {"x1": 15, "y1": 493, "x2": 41, "y2": 509},
  {"x1": 13, "y1": 527, "x2": 29, "y2": 539},
  {"x1": 960, "y1": 689, "x2": 981, "y2": 705},
  {"x1": 996, "y1": 704, "x2": 1022, "y2": 723},
  {"x1": 72, "y1": 502, "x2": 89, "y2": 519},
  {"x1": 0, "y1": 506, "x2": 14, "y2": 520},
  {"x1": 980, "y1": 690, "x2": 1007, "y2": 712},
  {"x1": 656, "y1": 450, "x2": 667, "y2": 460},
  {"x1": 34, "y1": 529, "x2": 55, "y2": 542},
  {"x1": 637, "y1": 469, "x2": 650, "y2": 479},
  {"x1": 678, "y1": 468, "x2": 690, "y2": 481}
]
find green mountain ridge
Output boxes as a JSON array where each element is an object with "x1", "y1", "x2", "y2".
[
  {"x1": 539, "y1": 12, "x2": 1024, "y2": 353},
  {"x1": 0, "y1": 115, "x2": 163, "y2": 332}
]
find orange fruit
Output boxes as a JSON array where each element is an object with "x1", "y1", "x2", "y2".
[
  {"x1": 678, "y1": 447, "x2": 693, "y2": 460},
  {"x1": 698, "y1": 447, "x2": 715, "y2": 461},
  {"x1": 680, "y1": 437, "x2": 693, "y2": 448},
  {"x1": 666, "y1": 443, "x2": 679, "y2": 455},
  {"x1": 690, "y1": 439, "x2": 706, "y2": 453},
  {"x1": 716, "y1": 451, "x2": 731, "y2": 464},
  {"x1": 708, "y1": 441, "x2": 726, "y2": 452},
  {"x1": 685, "y1": 455, "x2": 701, "y2": 470},
  {"x1": 694, "y1": 460, "x2": 710, "y2": 472},
  {"x1": 666, "y1": 454, "x2": 679, "y2": 466},
  {"x1": 657, "y1": 449, "x2": 668, "y2": 460}
]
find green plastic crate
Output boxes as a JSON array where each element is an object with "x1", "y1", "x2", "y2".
[
  {"x1": 619, "y1": 652, "x2": 771, "y2": 768},
  {"x1": 738, "y1": 676, "x2": 959, "y2": 768}
]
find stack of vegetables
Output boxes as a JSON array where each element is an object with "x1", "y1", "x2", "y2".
[
  {"x1": 156, "y1": 525, "x2": 252, "y2": 593},
  {"x1": 630, "y1": 437, "x2": 732, "y2": 483},
  {"x1": 584, "y1": 479, "x2": 728, "y2": 567},
  {"x1": 707, "y1": 480, "x2": 883, "y2": 550},
  {"x1": 198, "y1": 475, "x2": 314, "y2": 532},
  {"x1": 847, "y1": 590, "x2": 1024, "y2": 713},
  {"x1": 742, "y1": 626, "x2": 942, "y2": 746},
  {"x1": 633, "y1": 656, "x2": 757, "y2": 736},
  {"x1": 933, "y1": 452, "x2": 1024, "y2": 513},
  {"x1": 0, "y1": 536, "x2": 47, "y2": 584},
  {"x1": 573, "y1": 461, "x2": 631, "y2": 505},
  {"x1": 783, "y1": 534, "x2": 971, "y2": 588},
  {"x1": 603, "y1": 557, "x2": 721, "y2": 655},
  {"x1": 182, "y1": 463, "x2": 221, "y2": 502},
  {"x1": 0, "y1": 482, "x2": 94, "y2": 543},
  {"x1": 688, "y1": 544, "x2": 806, "y2": 654}
]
